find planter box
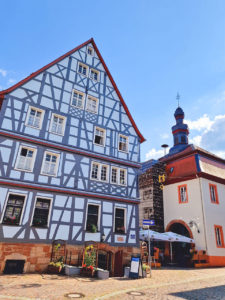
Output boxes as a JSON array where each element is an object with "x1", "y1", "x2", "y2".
[
  {"x1": 64, "y1": 265, "x2": 81, "y2": 276},
  {"x1": 80, "y1": 268, "x2": 95, "y2": 277},
  {"x1": 97, "y1": 269, "x2": 109, "y2": 280},
  {"x1": 47, "y1": 265, "x2": 62, "y2": 274}
]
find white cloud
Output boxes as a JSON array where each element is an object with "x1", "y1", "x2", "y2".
[
  {"x1": 185, "y1": 114, "x2": 214, "y2": 131},
  {"x1": 0, "y1": 69, "x2": 7, "y2": 77},
  {"x1": 189, "y1": 135, "x2": 202, "y2": 146},
  {"x1": 160, "y1": 133, "x2": 169, "y2": 139},
  {"x1": 145, "y1": 148, "x2": 164, "y2": 160}
]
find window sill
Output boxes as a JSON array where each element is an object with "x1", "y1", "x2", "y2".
[{"x1": 31, "y1": 225, "x2": 48, "y2": 229}]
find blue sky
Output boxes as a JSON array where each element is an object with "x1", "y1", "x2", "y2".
[{"x1": 1, "y1": 0, "x2": 225, "y2": 161}]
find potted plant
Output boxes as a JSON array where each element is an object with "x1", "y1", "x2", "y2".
[
  {"x1": 142, "y1": 264, "x2": 150, "y2": 278},
  {"x1": 47, "y1": 260, "x2": 64, "y2": 274},
  {"x1": 89, "y1": 224, "x2": 97, "y2": 233},
  {"x1": 80, "y1": 245, "x2": 96, "y2": 277}
]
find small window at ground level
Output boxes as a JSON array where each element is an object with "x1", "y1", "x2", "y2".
[
  {"x1": 2, "y1": 194, "x2": 25, "y2": 225},
  {"x1": 86, "y1": 204, "x2": 99, "y2": 232},
  {"x1": 32, "y1": 198, "x2": 51, "y2": 227},
  {"x1": 215, "y1": 226, "x2": 224, "y2": 247},
  {"x1": 115, "y1": 208, "x2": 125, "y2": 234}
]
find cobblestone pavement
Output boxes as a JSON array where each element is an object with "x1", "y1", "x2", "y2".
[{"x1": 0, "y1": 267, "x2": 224, "y2": 300}]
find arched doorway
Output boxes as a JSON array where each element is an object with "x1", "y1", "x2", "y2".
[{"x1": 166, "y1": 220, "x2": 193, "y2": 267}]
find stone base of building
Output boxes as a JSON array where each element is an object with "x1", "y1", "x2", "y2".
[
  {"x1": 0, "y1": 242, "x2": 140, "y2": 275},
  {"x1": 207, "y1": 255, "x2": 225, "y2": 267}
]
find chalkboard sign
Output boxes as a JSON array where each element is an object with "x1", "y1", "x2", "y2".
[{"x1": 129, "y1": 256, "x2": 143, "y2": 279}]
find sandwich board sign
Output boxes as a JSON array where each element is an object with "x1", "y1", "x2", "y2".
[{"x1": 129, "y1": 256, "x2": 143, "y2": 279}]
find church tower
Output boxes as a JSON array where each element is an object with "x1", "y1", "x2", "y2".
[{"x1": 168, "y1": 106, "x2": 189, "y2": 155}]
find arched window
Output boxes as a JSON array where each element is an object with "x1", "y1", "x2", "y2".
[
  {"x1": 181, "y1": 136, "x2": 186, "y2": 143},
  {"x1": 175, "y1": 136, "x2": 179, "y2": 145}
]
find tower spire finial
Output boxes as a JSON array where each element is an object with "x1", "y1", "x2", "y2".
[{"x1": 176, "y1": 92, "x2": 180, "y2": 107}]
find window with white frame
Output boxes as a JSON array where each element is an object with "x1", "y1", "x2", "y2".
[
  {"x1": 15, "y1": 146, "x2": 36, "y2": 172},
  {"x1": 111, "y1": 167, "x2": 127, "y2": 186},
  {"x1": 91, "y1": 162, "x2": 108, "y2": 182},
  {"x1": 86, "y1": 204, "x2": 99, "y2": 232},
  {"x1": 41, "y1": 152, "x2": 59, "y2": 176},
  {"x1": 50, "y1": 114, "x2": 66, "y2": 135},
  {"x1": 90, "y1": 69, "x2": 99, "y2": 81},
  {"x1": 26, "y1": 106, "x2": 44, "y2": 129},
  {"x1": 114, "y1": 208, "x2": 126, "y2": 234},
  {"x1": 87, "y1": 46, "x2": 94, "y2": 56},
  {"x1": 2, "y1": 194, "x2": 25, "y2": 225},
  {"x1": 94, "y1": 127, "x2": 105, "y2": 146},
  {"x1": 119, "y1": 134, "x2": 128, "y2": 152},
  {"x1": 86, "y1": 95, "x2": 98, "y2": 114},
  {"x1": 71, "y1": 90, "x2": 84, "y2": 109},
  {"x1": 32, "y1": 198, "x2": 51, "y2": 227},
  {"x1": 78, "y1": 63, "x2": 88, "y2": 76}
]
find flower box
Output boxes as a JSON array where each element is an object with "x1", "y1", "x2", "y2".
[
  {"x1": 97, "y1": 269, "x2": 109, "y2": 280},
  {"x1": 64, "y1": 265, "x2": 81, "y2": 276},
  {"x1": 80, "y1": 267, "x2": 95, "y2": 277},
  {"x1": 47, "y1": 264, "x2": 62, "y2": 274}
]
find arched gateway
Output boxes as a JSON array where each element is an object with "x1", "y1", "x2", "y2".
[{"x1": 166, "y1": 220, "x2": 193, "y2": 267}]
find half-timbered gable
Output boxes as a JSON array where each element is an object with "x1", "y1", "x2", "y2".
[{"x1": 0, "y1": 39, "x2": 144, "y2": 274}]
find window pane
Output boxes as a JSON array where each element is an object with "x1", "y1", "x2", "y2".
[
  {"x1": 32, "y1": 198, "x2": 50, "y2": 227},
  {"x1": 115, "y1": 208, "x2": 125, "y2": 233},
  {"x1": 3, "y1": 194, "x2": 25, "y2": 225},
  {"x1": 111, "y1": 168, "x2": 117, "y2": 183},
  {"x1": 86, "y1": 205, "x2": 99, "y2": 232},
  {"x1": 91, "y1": 164, "x2": 99, "y2": 179}
]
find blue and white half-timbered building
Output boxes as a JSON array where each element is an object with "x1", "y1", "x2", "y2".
[{"x1": 0, "y1": 38, "x2": 145, "y2": 275}]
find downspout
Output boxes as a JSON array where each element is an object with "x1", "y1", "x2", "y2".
[{"x1": 197, "y1": 175, "x2": 208, "y2": 253}]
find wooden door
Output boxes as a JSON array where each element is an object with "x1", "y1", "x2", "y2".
[{"x1": 114, "y1": 250, "x2": 123, "y2": 277}]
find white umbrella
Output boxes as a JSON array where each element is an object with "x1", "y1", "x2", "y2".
[
  {"x1": 139, "y1": 229, "x2": 171, "y2": 242},
  {"x1": 164, "y1": 232, "x2": 194, "y2": 243}
]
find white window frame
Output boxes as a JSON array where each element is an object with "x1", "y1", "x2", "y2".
[
  {"x1": 41, "y1": 151, "x2": 60, "y2": 177},
  {"x1": 86, "y1": 95, "x2": 99, "y2": 114},
  {"x1": 70, "y1": 89, "x2": 85, "y2": 109},
  {"x1": 49, "y1": 113, "x2": 66, "y2": 136},
  {"x1": 15, "y1": 145, "x2": 37, "y2": 173},
  {"x1": 85, "y1": 203, "x2": 101, "y2": 232},
  {"x1": 25, "y1": 106, "x2": 45, "y2": 130},
  {"x1": 90, "y1": 161, "x2": 109, "y2": 183},
  {"x1": 30, "y1": 196, "x2": 52, "y2": 227},
  {"x1": 77, "y1": 62, "x2": 89, "y2": 77},
  {"x1": 89, "y1": 68, "x2": 100, "y2": 82},
  {"x1": 114, "y1": 206, "x2": 127, "y2": 234},
  {"x1": 118, "y1": 134, "x2": 129, "y2": 153},
  {"x1": 87, "y1": 46, "x2": 94, "y2": 56},
  {"x1": 93, "y1": 127, "x2": 106, "y2": 147},
  {"x1": 0, "y1": 192, "x2": 27, "y2": 226},
  {"x1": 111, "y1": 166, "x2": 127, "y2": 186}
]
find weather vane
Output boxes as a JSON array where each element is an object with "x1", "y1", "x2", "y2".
[{"x1": 176, "y1": 93, "x2": 180, "y2": 107}]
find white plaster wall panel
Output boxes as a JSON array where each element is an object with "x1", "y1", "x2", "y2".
[
  {"x1": 78, "y1": 180, "x2": 84, "y2": 189},
  {"x1": 47, "y1": 65, "x2": 61, "y2": 75},
  {"x1": 65, "y1": 178, "x2": 74, "y2": 188},
  {"x1": 80, "y1": 139, "x2": 88, "y2": 149},
  {"x1": 131, "y1": 217, "x2": 136, "y2": 229},
  {"x1": 88, "y1": 199, "x2": 101, "y2": 205},
  {"x1": 55, "y1": 225, "x2": 69, "y2": 240},
  {"x1": 75, "y1": 197, "x2": 85, "y2": 209},
  {"x1": 0, "y1": 187, "x2": 8, "y2": 213},
  {"x1": 52, "y1": 210, "x2": 62, "y2": 221},
  {"x1": 10, "y1": 170, "x2": 21, "y2": 179},
  {"x1": 85, "y1": 232, "x2": 100, "y2": 242},
  {"x1": 51, "y1": 178, "x2": 60, "y2": 186},
  {"x1": 64, "y1": 161, "x2": 74, "y2": 174},
  {"x1": 36, "y1": 74, "x2": 43, "y2": 81},
  {"x1": 66, "y1": 197, "x2": 72, "y2": 208},
  {"x1": 61, "y1": 91, "x2": 71, "y2": 104},
  {"x1": 60, "y1": 103, "x2": 69, "y2": 114},
  {"x1": 80, "y1": 164, "x2": 89, "y2": 177},
  {"x1": 74, "y1": 211, "x2": 83, "y2": 223},
  {"x1": 48, "y1": 134, "x2": 63, "y2": 143},
  {"x1": 128, "y1": 230, "x2": 136, "y2": 243},
  {"x1": 70, "y1": 58, "x2": 77, "y2": 72},
  {"x1": 37, "y1": 192, "x2": 52, "y2": 198},
  {"x1": 3, "y1": 226, "x2": 21, "y2": 238},
  {"x1": 54, "y1": 88, "x2": 61, "y2": 101},
  {"x1": 163, "y1": 179, "x2": 207, "y2": 251},
  {"x1": 103, "y1": 214, "x2": 112, "y2": 226},
  {"x1": 5, "y1": 108, "x2": 12, "y2": 118},
  {"x1": 49, "y1": 224, "x2": 57, "y2": 239},
  {"x1": 14, "y1": 110, "x2": 21, "y2": 120},
  {"x1": 200, "y1": 178, "x2": 225, "y2": 256},
  {"x1": 43, "y1": 85, "x2": 52, "y2": 98},
  {"x1": 93, "y1": 145, "x2": 104, "y2": 154},
  {"x1": 64, "y1": 81, "x2": 73, "y2": 92},
  {"x1": 35, "y1": 228, "x2": 48, "y2": 239},
  {"x1": 72, "y1": 226, "x2": 81, "y2": 239},
  {"x1": 103, "y1": 228, "x2": 111, "y2": 239},
  {"x1": 70, "y1": 117, "x2": 79, "y2": 127},
  {"x1": 103, "y1": 202, "x2": 113, "y2": 213},
  {"x1": 23, "y1": 80, "x2": 41, "y2": 93},
  {"x1": 17, "y1": 230, "x2": 25, "y2": 239},
  {"x1": 38, "y1": 176, "x2": 49, "y2": 184},
  {"x1": 0, "y1": 147, "x2": 10, "y2": 163},
  {"x1": 2, "y1": 119, "x2": 12, "y2": 130},
  {"x1": 24, "y1": 126, "x2": 40, "y2": 137},
  {"x1": 40, "y1": 96, "x2": 54, "y2": 109},
  {"x1": 61, "y1": 211, "x2": 71, "y2": 222},
  {"x1": 1, "y1": 140, "x2": 13, "y2": 147},
  {"x1": 68, "y1": 137, "x2": 77, "y2": 146},
  {"x1": 55, "y1": 195, "x2": 68, "y2": 207},
  {"x1": 29, "y1": 231, "x2": 35, "y2": 239},
  {"x1": 127, "y1": 205, "x2": 132, "y2": 227},
  {"x1": 10, "y1": 89, "x2": 27, "y2": 99},
  {"x1": 52, "y1": 76, "x2": 63, "y2": 89}
]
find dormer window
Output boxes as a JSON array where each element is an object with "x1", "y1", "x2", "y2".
[
  {"x1": 78, "y1": 63, "x2": 88, "y2": 76},
  {"x1": 90, "y1": 69, "x2": 99, "y2": 81}
]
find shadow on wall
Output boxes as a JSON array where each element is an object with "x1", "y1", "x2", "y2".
[{"x1": 170, "y1": 285, "x2": 225, "y2": 299}]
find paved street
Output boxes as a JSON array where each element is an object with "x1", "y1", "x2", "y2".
[{"x1": 0, "y1": 267, "x2": 225, "y2": 300}]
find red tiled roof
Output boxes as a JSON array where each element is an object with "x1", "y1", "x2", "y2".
[{"x1": 0, "y1": 38, "x2": 145, "y2": 143}]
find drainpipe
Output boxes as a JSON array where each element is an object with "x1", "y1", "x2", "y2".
[{"x1": 197, "y1": 175, "x2": 208, "y2": 254}]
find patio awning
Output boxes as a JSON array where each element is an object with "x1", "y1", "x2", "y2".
[{"x1": 139, "y1": 229, "x2": 194, "y2": 243}]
